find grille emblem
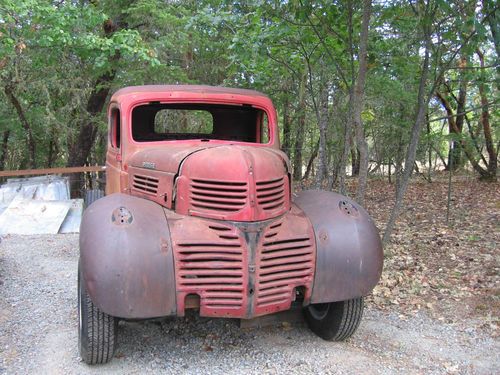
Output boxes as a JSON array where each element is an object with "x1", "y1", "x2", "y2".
[{"x1": 142, "y1": 161, "x2": 156, "y2": 170}]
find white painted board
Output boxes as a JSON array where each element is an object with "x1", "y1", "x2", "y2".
[
  {"x1": 59, "y1": 199, "x2": 84, "y2": 233},
  {"x1": 0, "y1": 197, "x2": 72, "y2": 235}
]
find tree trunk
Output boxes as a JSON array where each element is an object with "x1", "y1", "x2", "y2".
[
  {"x1": 338, "y1": 88, "x2": 354, "y2": 194},
  {"x1": 66, "y1": 18, "x2": 122, "y2": 194},
  {"x1": 304, "y1": 139, "x2": 320, "y2": 181},
  {"x1": 438, "y1": 58, "x2": 467, "y2": 171},
  {"x1": 463, "y1": 113, "x2": 488, "y2": 166},
  {"x1": 383, "y1": 14, "x2": 432, "y2": 244},
  {"x1": 436, "y1": 51, "x2": 496, "y2": 181},
  {"x1": 47, "y1": 125, "x2": 59, "y2": 168},
  {"x1": 4, "y1": 84, "x2": 36, "y2": 168},
  {"x1": 394, "y1": 128, "x2": 405, "y2": 193},
  {"x1": 388, "y1": 158, "x2": 392, "y2": 184},
  {"x1": 476, "y1": 49, "x2": 497, "y2": 181},
  {"x1": 281, "y1": 78, "x2": 292, "y2": 156},
  {"x1": 47, "y1": 139, "x2": 55, "y2": 168},
  {"x1": 351, "y1": 145, "x2": 360, "y2": 176},
  {"x1": 338, "y1": 0, "x2": 356, "y2": 195},
  {"x1": 451, "y1": 56, "x2": 467, "y2": 169},
  {"x1": 315, "y1": 80, "x2": 329, "y2": 188},
  {"x1": 482, "y1": 0, "x2": 499, "y2": 90},
  {"x1": 0, "y1": 130, "x2": 10, "y2": 171},
  {"x1": 67, "y1": 71, "x2": 116, "y2": 194},
  {"x1": 426, "y1": 116, "x2": 432, "y2": 182},
  {"x1": 436, "y1": 90, "x2": 461, "y2": 171},
  {"x1": 292, "y1": 68, "x2": 308, "y2": 181},
  {"x1": 282, "y1": 92, "x2": 292, "y2": 156},
  {"x1": 436, "y1": 91, "x2": 486, "y2": 177},
  {"x1": 353, "y1": 0, "x2": 372, "y2": 206}
]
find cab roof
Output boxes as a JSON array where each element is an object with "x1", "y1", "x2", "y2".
[{"x1": 111, "y1": 85, "x2": 271, "y2": 106}]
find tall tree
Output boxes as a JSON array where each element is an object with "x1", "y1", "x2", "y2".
[
  {"x1": 293, "y1": 68, "x2": 308, "y2": 181},
  {"x1": 383, "y1": 0, "x2": 437, "y2": 244},
  {"x1": 353, "y1": 0, "x2": 372, "y2": 205},
  {"x1": 476, "y1": 48, "x2": 497, "y2": 181},
  {"x1": 315, "y1": 69, "x2": 329, "y2": 188},
  {"x1": 383, "y1": 0, "x2": 483, "y2": 243},
  {"x1": 4, "y1": 82, "x2": 36, "y2": 168},
  {"x1": 66, "y1": 17, "x2": 123, "y2": 192}
]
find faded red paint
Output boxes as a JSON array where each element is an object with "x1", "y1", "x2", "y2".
[
  {"x1": 80, "y1": 85, "x2": 383, "y2": 321},
  {"x1": 175, "y1": 146, "x2": 290, "y2": 221},
  {"x1": 167, "y1": 204, "x2": 315, "y2": 319},
  {"x1": 107, "y1": 86, "x2": 280, "y2": 194},
  {"x1": 107, "y1": 85, "x2": 286, "y2": 222}
]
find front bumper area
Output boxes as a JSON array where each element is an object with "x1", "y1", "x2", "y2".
[{"x1": 167, "y1": 204, "x2": 316, "y2": 319}]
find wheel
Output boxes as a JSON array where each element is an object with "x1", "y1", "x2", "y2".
[
  {"x1": 78, "y1": 263, "x2": 117, "y2": 364},
  {"x1": 304, "y1": 297, "x2": 364, "y2": 341},
  {"x1": 84, "y1": 189, "x2": 104, "y2": 209}
]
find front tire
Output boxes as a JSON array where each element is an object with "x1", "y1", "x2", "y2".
[
  {"x1": 78, "y1": 264, "x2": 117, "y2": 364},
  {"x1": 304, "y1": 297, "x2": 364, "y2": 341}
]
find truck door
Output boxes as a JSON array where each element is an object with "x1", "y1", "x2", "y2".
[{"x1": 106, "y1": 105, "x2": 122, "y2": 194}]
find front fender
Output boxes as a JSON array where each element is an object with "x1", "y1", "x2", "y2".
[
  {"x1": 295, "y1": 190, "x2": 383, "y2": 303},
  {"x1": 79, "y1": 193, "x2": 176, "y2": 319}
]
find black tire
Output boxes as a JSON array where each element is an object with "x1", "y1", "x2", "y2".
[
  {"x1": 84, "y1": 189, "x2": 104, "y2": 209},
  {"x1": 78, "y1": 263, "x2": 117, "y2": 364},
  {"x1": 304, "y1": 297, "x2": 364, "y2": 341}
]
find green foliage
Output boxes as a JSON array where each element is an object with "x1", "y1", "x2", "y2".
[{"x1": 0, "y1": 0, "x2": 497, "y2": 182}]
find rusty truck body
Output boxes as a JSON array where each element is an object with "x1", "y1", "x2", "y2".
[{"x1": 78, "y1": 85, "x2": 383, "y2": 364}]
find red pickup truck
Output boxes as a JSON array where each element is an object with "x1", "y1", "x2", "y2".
[{"x1": 78, "y1": 85, "x2": 383, "y2": 364}]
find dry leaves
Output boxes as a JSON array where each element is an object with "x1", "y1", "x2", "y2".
[{"x1": 360, "y1": 174, "x2": 499, "y2": 335}]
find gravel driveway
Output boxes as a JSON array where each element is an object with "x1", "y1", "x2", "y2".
[{"x1": 0, "y1": 234, "x2": 498, "y2": 374}]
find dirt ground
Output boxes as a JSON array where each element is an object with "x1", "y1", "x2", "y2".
[
  {"x1": 0, "y1": 176, "x2": 499, "y2": 374},
  {"x1": 360, "y1": 175, "x2": 499, "y2": 336}
]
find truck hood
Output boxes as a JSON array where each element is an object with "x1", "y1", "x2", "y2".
[
  {"x1": 127, "y1": 144, "x2": 291, "y2": 221},
  {"x1": 127, "y1": 145, "x2": 213, "y2": 174},
  {"x1": 127, "y1": 144, "x2": 289, "y2": 175},
  {"x1": 175, "y1": 145, "x2": 291, "y2": 221}
]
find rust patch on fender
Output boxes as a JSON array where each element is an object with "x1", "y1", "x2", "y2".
[{"x1": 111, "y1": 206, "x2": 133, "y2": 225}]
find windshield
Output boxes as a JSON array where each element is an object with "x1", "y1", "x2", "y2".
[{"x1": 132, "y1": 103, "x2": 269, "y2": 143}]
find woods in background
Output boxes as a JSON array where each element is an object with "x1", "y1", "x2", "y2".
[{"x1": 1, "y1": 0, "x2": 498, "y2": 241}]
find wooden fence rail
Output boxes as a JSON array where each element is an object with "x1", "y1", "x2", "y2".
[{"x1": 0, "y1": 166, "x2": 105, "y2": 178}]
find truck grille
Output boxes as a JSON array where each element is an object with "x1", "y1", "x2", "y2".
[
  {"x1": 255, "y1": 221, "x2": 315, "y2": 310},
  {"x1": 256, "y1": 177, "x2": 286, "y2": 211},
  {"x1": 190, "y1": 179, "x2": 248, "y2": 212},
  {"x1": 170, "y1": 205, "x2": 315, "y2": 318},
  {"x1": 176, "y1": 224, "x2": 246, "y2": 311},
  {"x1": 132, "y1": 174, "x2": 159, "y2": 195}
]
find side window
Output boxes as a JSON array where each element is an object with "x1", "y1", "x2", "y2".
[
  {"x1": 259, "y1": 112, "x2": 270, "y2": 143},
  {"x1": 110, "y1": 107, "x2": 121, "y2": 148}
]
